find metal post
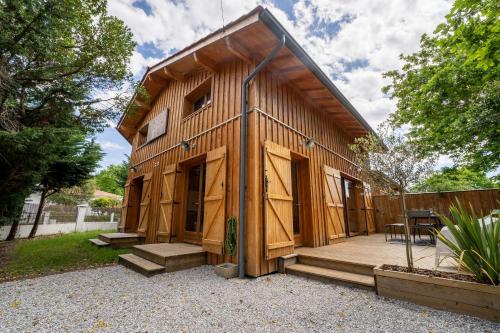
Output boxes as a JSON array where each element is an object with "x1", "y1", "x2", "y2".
[{"x1": 239, "y1": 35, "x2": 286, "y2": 278}]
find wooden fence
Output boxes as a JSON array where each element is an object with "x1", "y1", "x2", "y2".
[{"x1": 373, "y1": 189, "x2": 500, "y2": 232}]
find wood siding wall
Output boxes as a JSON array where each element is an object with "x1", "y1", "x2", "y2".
[
  {"x1": 245, "y1": 68, "x2": 361, "y2": 277},
  {"x1": 127, "y1": 60, "x2": 254, "y2": 265},
  {"x1": 373, "y1": 189, "x2": 500, "y2": 232},
  {"x1": 125, "y1": 61, "x2": 363, "y2": 277}
]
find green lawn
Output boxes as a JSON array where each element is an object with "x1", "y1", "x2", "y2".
[{"x1": 0, "y1": 230, "x2": 128, "y2": 282}]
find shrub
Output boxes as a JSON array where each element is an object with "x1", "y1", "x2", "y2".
[
  {"x1": 89, "y1": 197, "x2": 120, "y2": 209},
  {"x1": 437, "y1": 202, "x2": 499, "y2": 285}
]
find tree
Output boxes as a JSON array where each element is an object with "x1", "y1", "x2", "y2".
[
  {"x1": 412, "y1": 166, "x2": 499, "y2": 193},
  {"x1": 28, "y1": 134, "x2": 102, "y2": 238},
  {"x1": 0, "y1": 0, "x2": 135, "y2": 238},
  {"x1": 350, "y1": 124, "x2": 436, "y2": 271},
  {"x1": 94, "y1": 157, "x2": 129, "y2": 195},
  {"x1": 89, "y1": 197, "x2": 120, "y2": 210},
  {"x1": 383, "y1": 0, "x2": 499, "y2": 172},
  {"x1": 48, "y1": 179, "x2": 96, "y2": 206}
]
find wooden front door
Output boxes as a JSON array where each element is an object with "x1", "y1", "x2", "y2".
[
  {"x1": 183, "y1": 162, "x2": 206, "y2": 244},
  {"x1": 264, "y1": 141, "x2": 294, "y2": 260},
  {"x1": 120, "y1": 178, "x2": 142, "y2": 233},
  {"x1": 362, "y1": 182, "x2": 376, "y2": 234},
  {"x1": 323, "y1": 165, "x2": 346, "y2": 243},
  {"x1": 136, "y1": 173, "x2": 152, "y2": 236},
  {"x1": 342, "y1": 178, "x2": 360, "y2": 236},
  {"x1": 291, "y1": 160, "x2": 303, "y2": 246}
]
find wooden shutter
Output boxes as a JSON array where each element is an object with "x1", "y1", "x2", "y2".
[
  {"x1": 119, "y1": 182, "x2": 131, "y2": 231},
  {"x1": 157, "y1": 164, "x2": 177, "y2": 242},
  {"x1": 264, "y1": 141, "x2": 294, "y2": 260},
  {"x1": 202, "y1": 146, "x2": 227, "y2": 255},
  {"x1": 147, "y1": 109, "x2": 169, "y2": 142},
  {"x1": 323, "y1": 165, "x2": 346, "y2": 242},
  {"x1": 137, "y1": 172, "x2": 152, "y2": 236},
  {"x1": 362, "y1": 182, "x2": 376, "y2": 234}
]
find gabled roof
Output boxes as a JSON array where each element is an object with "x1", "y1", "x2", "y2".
[{"x1": 118, "y1": 6, "x2": 375, "y2": 142}]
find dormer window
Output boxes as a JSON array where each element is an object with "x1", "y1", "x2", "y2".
[{"x1": 183, "y1": 78, "x2": 212, "y2": 118}]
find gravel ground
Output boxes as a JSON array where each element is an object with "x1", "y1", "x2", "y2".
[{"x1": 0, "y1": 265, "x2": 497, "y2": 333}]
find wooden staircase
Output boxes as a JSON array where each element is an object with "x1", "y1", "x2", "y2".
[
  {"x1": 118, "y1": 243, "x2": 207, "y2": 277},
  {"x1": 281, "y1": 253, "x2": 376, "y2": 290},
  {"x1": 89, "y1": 233, "x2": 143, "y2": 249}
]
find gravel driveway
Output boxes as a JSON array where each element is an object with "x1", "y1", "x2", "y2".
[{"x1": 0, "y1": 265, "x2": 497, "y2": 332}]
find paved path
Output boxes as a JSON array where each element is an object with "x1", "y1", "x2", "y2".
[{"x1": 0, "y1": 265, "x2": 497, "y2": 332}]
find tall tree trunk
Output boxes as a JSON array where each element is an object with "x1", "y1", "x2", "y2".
[
  {"x1": 5, "y1": 205, "x2": 23, "y2": 241},
  {"x1": 29, "y1": 189, "x2": 47, "y2": 238},
  {"x1": 399, "y1": 189, "x2": 414, "y2": 271}
]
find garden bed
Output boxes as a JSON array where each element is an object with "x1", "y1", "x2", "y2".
[{"x1": 374, "y1": 264, "x2": 500, "y2": 322}]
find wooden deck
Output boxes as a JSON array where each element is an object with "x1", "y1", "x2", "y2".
[{"x1": 295, "y1": 233, "x2": 457, "y2": 272}]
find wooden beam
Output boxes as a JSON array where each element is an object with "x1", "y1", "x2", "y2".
[
  {"x1": 225, "y1": 36, "x2": 253, "y2": 64},
  {"x1": 163, "y1": 67, "x2": 185, "y2": 81},
  {"x1": 193, "y1": 51, "x2": 219, "y2": 73},
  {"x1": 134, "y1": 99, "x2": 151, "y2": 111},
  {"x1": 147, "y1": 73, "x2": 169, "y2": 86}
]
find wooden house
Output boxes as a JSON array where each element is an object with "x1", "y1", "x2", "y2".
[{"x1": 115, "y1": 6, "x2": 376, "y2": 278}]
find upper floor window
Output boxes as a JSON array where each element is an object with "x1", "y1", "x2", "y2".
[
  {"x1": 183, "y1": 78, "x2": 212, "y2": 118},
  {"x1": 138, "y1": 123, "x2": 149, "y2": 147},
  {"x1": 136, "y1": 108, "x2": 169, "y2": 148}
]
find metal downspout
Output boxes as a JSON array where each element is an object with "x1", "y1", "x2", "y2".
[{"x1": 239, "y1": 34, "x2": 286, "y2": 278}]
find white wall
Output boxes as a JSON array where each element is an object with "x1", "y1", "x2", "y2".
[{"x1": 0, "y1": 222, "x2": 118, "y2": 239}]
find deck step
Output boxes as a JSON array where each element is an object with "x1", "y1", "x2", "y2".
[
  {"x1": 297, "y1": 255, "x2": 375, "y2": 276},
  {"x1": 118, "y1": 254, "x2": 165, "y2": 277},
  {"x1": 89, "y1": 238, "x2": 109, "y2": 247},
  {"x1": 98, "y1": 233, "x2": 142, "y2": 249},
  {"x1": 132, "y1": 243, "x2": 206, "y2": 272},
  {"x1": 286, "y1": 263, "x2": 375, "y2": 289}
]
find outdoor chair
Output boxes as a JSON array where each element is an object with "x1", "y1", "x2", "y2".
[
  {"x1": 407, "y1": 210, "x2": 442, "y2": 245},
  {"x1": 384, "y1": 223, "x2": 405, "y2": 242}
]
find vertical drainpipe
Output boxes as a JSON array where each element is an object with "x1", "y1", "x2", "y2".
[{"x1": 239, "y1": 34, "x2": 286, "y2": 278}]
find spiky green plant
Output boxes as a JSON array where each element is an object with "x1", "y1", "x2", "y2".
[
  {"x1": 224, "y1": 216, "x2": 237, "y2": 257},
  {"x1": 437, "y1": 202, "x2": 499, "y2": 285}
]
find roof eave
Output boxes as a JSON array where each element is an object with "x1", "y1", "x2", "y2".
[{"x1": 259, "y1": 9, "x2": 377, "y2": 136}]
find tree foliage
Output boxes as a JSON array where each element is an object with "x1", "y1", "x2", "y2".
[
  {"x1": 383, "y1": 0, "x2": 499, "y2": 172},
  {"x1": 0, "y1": 0, "x2": 135, "y2": 235},
  {"x1": 94, "y1": 157, "x2": 129, "y2": 195},
  {"x1": 28, "y1": 134, "x2": 102, "y2": 238},
  {"x1": 350, "y1": 124, "x2": 436, "y2": 270},
  {"x1": 412, "y1": 166, "x2": 499, "y2": 193},
  {"x1": 89, "y1": 197, "x2": 120, "y2": 209},
  {"x1": 48, "y1": 179, "x2": 96, "y2": 206}
]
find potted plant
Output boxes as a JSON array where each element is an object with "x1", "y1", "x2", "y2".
[
  {"x1": 214, "y1": 216, "x2": 238, "y2": 279},
  {"x1": 374, "y1": 203, "x2": 500, "y2": 322}
]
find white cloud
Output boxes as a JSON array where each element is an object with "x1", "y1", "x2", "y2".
[
  {"x1": 98, "y1": 141, "x2": 126, "y2": 150},
  {"x1": 107, "y1": 0, "x2": 451, "y2": 129}
]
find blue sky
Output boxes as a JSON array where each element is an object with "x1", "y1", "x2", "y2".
[{"x1": 98, "y1": 0, "x2": 453, "y2": 170}]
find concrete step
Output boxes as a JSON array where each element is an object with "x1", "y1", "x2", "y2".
[
  {"x1": 297, "y1": 254, "x2": 375, "y2": 276},
  {"x1": 118, "y1": 254, "x2": 165, "y2": 277},
  {"x1": 88, "y1": 238, "x2": 109, "y2": 247},
  {"x1": 286, "y1": 263, "x2": 375, "y2": 290},
  {"x1": 132, "y1": 243, "x2": 206, "y2": 272}
]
